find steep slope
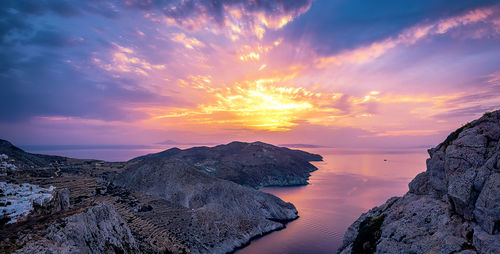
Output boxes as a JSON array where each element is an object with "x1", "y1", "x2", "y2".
[
  {"x1": 130, "y1": 141, "x2": 323, "y2": 188},
  {"x1": 1, "y1": 139, "x2": 309, "y2": 253},
  {"x1": 113, "y1": 158, "x2": 298, "y2": 253},
  {"x1": 13, "y1": 202, "x2": 139, "y2": 254},
  {"x1": 339, "y1": 110, "x2": 500, "y2": 254},
  {"x1": 0, "y1": 139, "x2": 69, "y2": 168}
]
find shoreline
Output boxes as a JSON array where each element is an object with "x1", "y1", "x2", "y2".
[{"x1": 230, "y1": 215, "x2": 300, "y2": 253}]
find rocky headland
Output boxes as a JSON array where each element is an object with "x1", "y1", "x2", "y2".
[
  {"x1": 339, "y1": 110, "x2": 500, "y2": 254},
  {"x1": 0, "y1": 140, "x2": 320, "y2": 253},
  {"x1": 131, "y1": 141, "x2": 322, "y2": 188}
]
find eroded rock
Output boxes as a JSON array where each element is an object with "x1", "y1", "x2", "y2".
[
  {"x1": 113, "y1": 158, "x2": 298, "y2": 253},
  {"x1": 339, "y1": 110, "x2": 500, "y2": 254},
  {"x1": 14, "y1": 202, "x2": 139, "y2": 254}
]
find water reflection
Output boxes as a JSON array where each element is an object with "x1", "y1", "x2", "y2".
[{"x1": 237, "y1": 147, "x2": 428, "y2": 254}]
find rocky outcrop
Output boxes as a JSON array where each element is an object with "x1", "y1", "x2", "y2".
[
  {"x1": 113, "y1": 158, "x2": 298, "y2": 253},
  {"x1": 0, "y1": 139, "x2": 310, "y2": 253},
  {"x1": 14, "y1": 202, "x2": 139, "y2": 254},
  {"x1": 130, "y1": 141, "x2": 323, "y2": 188},
  {"x1": 339, "y1": 110, "x2": 500, "y2": 254}
]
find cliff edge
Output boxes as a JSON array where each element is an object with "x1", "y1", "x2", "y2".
[{"x1": 339, "y1": 110, "x2": 500, "y2": 254}]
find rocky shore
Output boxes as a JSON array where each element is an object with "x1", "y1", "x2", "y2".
[
  {"x1": 0, "y1": 140, "x2": 320, "y2": 253},
  {"x1": 339, "y1": 110, "x2": 500, "y2": 254}
]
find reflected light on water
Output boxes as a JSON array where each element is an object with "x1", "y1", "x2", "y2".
[{"x1": 237, "y1": 147, "x2": 428, "y2": 254}]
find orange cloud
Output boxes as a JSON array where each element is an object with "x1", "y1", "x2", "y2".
[
  {"x1": 170, "y1": 33, "x2": 205, "y2": 49},
  {"x1": 93, "y1": 43, "x2": 165, "y2": 76},
  {"x1": 238, "y1": 39, "x2": 282, "y2": 61}
]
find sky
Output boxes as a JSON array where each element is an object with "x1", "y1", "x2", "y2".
[{"x1": 1, "y1": 0, "x2": 500, "y2": 150}]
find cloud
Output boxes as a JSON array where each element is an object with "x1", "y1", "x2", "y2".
[
  {"x1": 431, "y1": 105, "x2": 498, "y2": 119},
  {"x1": 170, "y1": 33, "x2": 204, "y2": 49},
  {"x1": 316, "y1": 6, "x2": 499, "y2": 67},
  {"x1": 156, "y1": 140, "x2": 217, "y2": 146},
  {"x1": 0, "y1": 49, "x2": 172, "y2": 123},
  {"x1": 278, "y1": 143, "x2": 328, "y2": 148},
  {"x1": 26, "y1": 29, "x2": 84, "y2": 47},
  {"x1": 92, "y1": 43, "x2": 166, "y2": 77},
  {"x1": 0, "y1": 1, "x2": 118, "y2": 43},
  {"x1": 125, "y1": 0, "x2": 311, "y2": 38},
  {"x1": 281, "y1": 0, "x2": 498, "y2": 56},
  {"x1": 0, "y1": 0, "x2": 80, "y2": 17}
]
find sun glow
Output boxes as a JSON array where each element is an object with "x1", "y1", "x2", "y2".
[
  {"x1": 198, "y1": 83, "x2": 317, "y2": 130},
  {"x1": 149, "y1": 81, "x2": 325, "y2": 131}
]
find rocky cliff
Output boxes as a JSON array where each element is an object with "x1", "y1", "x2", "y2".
[
  {"x1": 0, "y1": 139, "x2": 306, "y2": 253},
  {"x1": 14, "y1": 202, "x2": 139, "y2": 254},
  {"x1": 131, "y1": 141, "x2": 323, "y2": 188},
  {"x1": 114, "y1": 158, "x2": 298, "y2": 253},
  {"x1": 339, "y1": 110, "x2": 500, "y2": 254}
]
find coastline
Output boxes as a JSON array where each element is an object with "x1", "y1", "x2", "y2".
[{"x1": 231, "y1": 216, "x2": 300, "y2": 253}]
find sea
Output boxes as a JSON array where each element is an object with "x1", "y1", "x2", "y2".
[{"x1": 22, "y1": 146, "x2": 428, "y2": 254}]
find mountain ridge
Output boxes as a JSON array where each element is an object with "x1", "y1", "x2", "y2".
[{"x1": 130, "y1": 141, "x2": 323, "y2": 188}]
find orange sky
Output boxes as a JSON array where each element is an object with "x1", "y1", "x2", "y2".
[{"x1": 1, "y1": 1, "x2": 499, "y2": 149}]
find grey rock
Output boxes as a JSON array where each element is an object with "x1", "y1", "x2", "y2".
[
  {"x1": 114, "y1": 158, "x2": 298, "y2": 253},
  {"x1": 409, "y1": 171, "x2": 430, "y2": 195},
  {"x1": 473, "y1": 225, "x2": 500, "y2": 254},
  {"x1": 15, "y1": 202, "x2": 139, "y2": 254},
  {"x1": 447, "y1": 168, "x2": 476, "y2": 220},
  {"x1": 339, "y1": 110, "x2": 500, "y2": 254},
  {"x1": 0, "y1": 138, "x2": 315, "y2": 253},
  {"x1": 54, "y1": 188, "x2": 70, "y2": 212},
  {"x1": 474, "y1": 173, "x2": 500, "y2": 234}
]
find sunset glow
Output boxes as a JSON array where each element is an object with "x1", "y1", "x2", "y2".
[{"x1": 1, "y1": 0, "x2": 499, "y2": 148}]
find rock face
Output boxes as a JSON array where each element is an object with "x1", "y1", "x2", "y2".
[
  {"x1": 113, "y1": 158, "x2": 298, "y2": 253},
  {"x1": 1, "y1": 139, "x2": 309, "y2": 253},
  {"x1": 130, "y1": 141, "x2": 323, "y2": 188},
  {"x1": 15, "y1": 202, "x2": 139, "y2": 254},
  {"x1": 339, "y1": 110, "x2": 500, "y2": 254}
]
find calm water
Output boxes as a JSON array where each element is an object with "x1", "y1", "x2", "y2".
[
  {"x1": 237, "y1": 147, "x2": 428, "y2": 254},
  {"x1": 25, "y1": 146, "x2": 428, "y2": 253}
]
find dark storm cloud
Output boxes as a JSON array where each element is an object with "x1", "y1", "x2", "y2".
[{"x1": 278, "y1": 0, "x2": 499, "y2": 55}]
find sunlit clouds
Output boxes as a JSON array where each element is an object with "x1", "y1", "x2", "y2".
[
  {"x1": 93, "y1": 43, "x2": 165, "y2": 77},
  {"x1": 316, "y1": 7, "x2": 499, "y2": 67},
  {"x1": 1, "y1": 0, "x2": 499, "y2": 148}
]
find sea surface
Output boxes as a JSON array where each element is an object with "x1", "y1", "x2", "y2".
[
  {"x1": 237, "y1": 147, "x2": 428, "y2": 254},
  {"x1": 23, "y1": 146, "x2": 429, "y2": 254}
]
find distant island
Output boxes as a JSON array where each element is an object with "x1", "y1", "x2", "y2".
[
  {"x1": 339, "y1": 110, "x2": 500, "y2": 254},
  {"x1": 0, "y1": 140, "x2": 321, "y2": 253}
]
